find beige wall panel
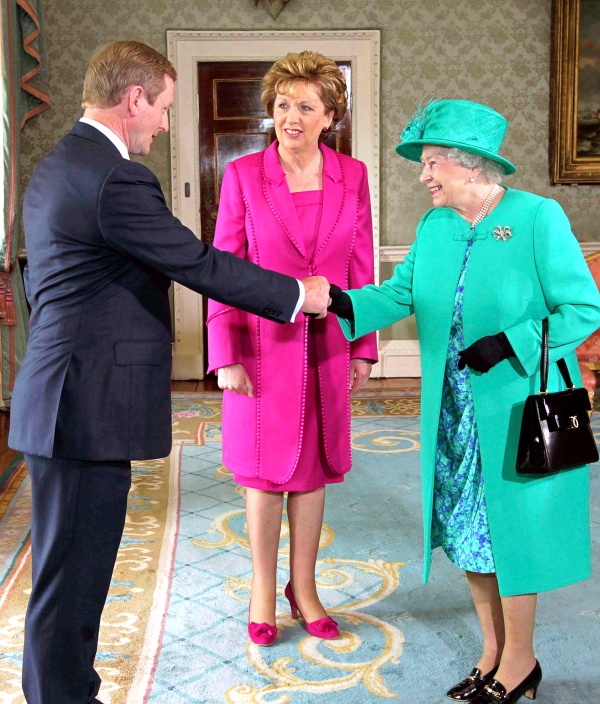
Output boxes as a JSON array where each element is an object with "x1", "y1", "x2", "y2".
[{"x1": 19, "y1": 0, "x2": 600, "y2": 250}]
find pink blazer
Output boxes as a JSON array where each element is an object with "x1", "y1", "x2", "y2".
[{"x1": 207, "y1": 141, "x2": 378, "y2": 483}]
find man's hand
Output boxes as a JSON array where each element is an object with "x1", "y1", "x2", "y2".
[
  {"x1": 301, "y1": 276, "x2": 330, "y2": 319},
  {"x1": 217, "y1": 364, "x2": 254, "y2": 397}
]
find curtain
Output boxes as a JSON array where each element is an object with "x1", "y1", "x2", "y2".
[{"x1": 1, "y1": 0, "x2": 50, "y2": 407}]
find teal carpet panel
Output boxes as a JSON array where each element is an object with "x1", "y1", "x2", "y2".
[{"x1": 147, "y1": 413, "x2": 600, "y2": 704}]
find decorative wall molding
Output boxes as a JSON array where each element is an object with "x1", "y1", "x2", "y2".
[
  {"x1": 379, "y1": 245, "x2": 411, "y2": 263},
  {"x1": 167, "y1": 29, "x2": 381, "y2": 379},
  {"x1": 379, "y1": 340, "x2": 421, "y2": 377}
]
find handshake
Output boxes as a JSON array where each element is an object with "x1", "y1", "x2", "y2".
[{"x1": 300, "y1": 276, "x2": 332, "y2": 319}]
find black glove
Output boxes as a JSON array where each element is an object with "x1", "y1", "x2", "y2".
[
  {"x1": 457, "y1": 332, "x2": 514, "y2": 373},
  {"x1": 327, "y1": 284, "x2": 355, "y2": 320}
]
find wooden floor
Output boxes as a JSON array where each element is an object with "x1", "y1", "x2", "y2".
[{"x1": 0, "y1": 377, "x2": 421, "y2": 476}]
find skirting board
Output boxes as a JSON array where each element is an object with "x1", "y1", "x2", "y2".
[
  {"x1": 378, "y1": 339, "x2": 421, "y2": 378},
  {"x1": 172, "y1": 354, "x2": 204, "y2": 380}
]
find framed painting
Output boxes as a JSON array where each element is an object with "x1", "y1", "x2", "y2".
[{"x1": 550, "y1": 0, "x2": 600, "y2": 183}]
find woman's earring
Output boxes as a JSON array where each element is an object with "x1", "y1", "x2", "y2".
[{"x1": 469, "y1": 176, "x2": 475, "y2": 183}]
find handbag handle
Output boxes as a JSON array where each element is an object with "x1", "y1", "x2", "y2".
[{"x1": 539, "y1": 317, "x2": 575, "y2": 393}]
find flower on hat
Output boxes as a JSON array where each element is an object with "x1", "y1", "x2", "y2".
[
  {"x1": 399, "y1": 119, "x2": 423, "y2": 144},
  {"x1": 399, "y1": 97, "x2": 438, "y2": 144}
]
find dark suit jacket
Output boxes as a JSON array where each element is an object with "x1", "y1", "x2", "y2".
[{"x1": 9, "y1": 122, "x2": 299, "y2": 461}]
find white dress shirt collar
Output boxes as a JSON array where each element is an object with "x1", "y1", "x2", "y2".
[{"x1": 79, "y1": 117, "x2": 130, "y2": 160}]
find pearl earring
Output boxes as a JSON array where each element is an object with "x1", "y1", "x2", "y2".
[{"x1": 469, "y1": 176, "x2": 475, "y2": 183}]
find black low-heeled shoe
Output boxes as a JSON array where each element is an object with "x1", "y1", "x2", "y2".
[
  {"x1": 471, "y1": 661, "x2": 542, "y2": 703},
  {"x1": 446, "y1": 666, "x2": 499, "y2": 701}
]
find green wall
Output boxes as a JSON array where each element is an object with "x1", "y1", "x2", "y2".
[{"x1": 20, "y1": 0, "x2": 600, "y2": 247}]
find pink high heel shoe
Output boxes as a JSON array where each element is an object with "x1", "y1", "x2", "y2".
[
  {"x1": 284, "y1": 582, "x2": 339, "y2": 639},
  {"x1": 248, "y1": 602, "x2": 277, "y2": 646}
]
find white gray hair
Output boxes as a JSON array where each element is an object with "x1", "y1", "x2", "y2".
[{"x1": 447, "y1": 148, "x2": 506, "y2": 183}]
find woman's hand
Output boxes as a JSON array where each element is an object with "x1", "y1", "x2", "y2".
[
  {"x1": 349, "y1": 358, "x2": 372, "y2": 396},
  {"x1": 458, "y1": 332, "x2": 514, "y2": 373},
  {"x1": 217, "y1": 364, "x2": 254, "y2": 397},
  {"x1": 328, "y1": 283, "x2": 354, "y2": 320}
]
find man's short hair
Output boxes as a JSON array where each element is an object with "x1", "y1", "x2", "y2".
[{"x1": 82, "y1": 40, "x2": 177, "y2": 109}]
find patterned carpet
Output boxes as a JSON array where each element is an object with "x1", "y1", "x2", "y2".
[{"x1": 1, "y1": 390, "x2": 599, "y2": 703}]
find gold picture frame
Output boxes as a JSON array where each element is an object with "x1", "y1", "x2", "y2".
[{"x1": 550, "y1": 0, "x2": 600, "y2": 184}]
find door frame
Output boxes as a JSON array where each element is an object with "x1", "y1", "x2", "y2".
[{"x1": 167, "y1": 30, "x2": 381, "y2": 379}]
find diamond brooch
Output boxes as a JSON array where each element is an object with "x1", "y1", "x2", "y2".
[{"x1": 493, "y1": 225, "x2": 512, "y2": 242}]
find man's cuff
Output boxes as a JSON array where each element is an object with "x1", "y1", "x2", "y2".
[{"x1": 290, "y1": 280, "x2": 305, "y2": 322}]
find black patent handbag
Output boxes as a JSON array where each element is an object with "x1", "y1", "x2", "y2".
[{"x1": 516, "y1": 318, "x2": 599, "y2": 475}]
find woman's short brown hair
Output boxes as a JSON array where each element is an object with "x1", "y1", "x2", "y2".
[
  {"x1": 261, "y1": 51, "x2": 347, "y2": 132},
  {"x1": 82, "y1": 40, "x2": 177, "y2": 109}
]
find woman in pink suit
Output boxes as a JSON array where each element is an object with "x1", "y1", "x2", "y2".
[{"x1": 207, "y1": 51, "x2": 378, "y2": 646}]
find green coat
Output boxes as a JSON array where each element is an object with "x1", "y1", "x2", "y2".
[{"x1": 340, "y1": 187, "x2": 600, "y2": 596}]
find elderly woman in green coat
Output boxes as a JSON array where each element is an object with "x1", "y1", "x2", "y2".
[{"x1": 328, "y1": 99, "x2": 600, "y2": 704}]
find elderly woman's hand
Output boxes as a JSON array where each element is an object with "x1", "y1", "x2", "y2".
[
  {"x1": 217, "y1": 363, "x2": 254, "y2": 397},
  {"x1": 328, "y1": 283, "x2": 354, "y2": 320},
  {"x1": 350, "y1": 358, "x2": 373, "y2": 395},
  {"x1": 458, "y1": 332, "x2": 514, "y2": 373}
]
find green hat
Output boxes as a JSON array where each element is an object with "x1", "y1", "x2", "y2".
[{"x1": 395, "y1": 99, "x2": 516, "y2": 175}]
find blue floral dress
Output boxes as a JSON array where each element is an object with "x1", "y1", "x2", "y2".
[{"x1": 430, "y1": 239, "x2": 496, "y2": 573}]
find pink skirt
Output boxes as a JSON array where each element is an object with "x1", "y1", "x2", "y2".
[{"x1": 233, "y1": 336, "x2": 345, "y2": 493}]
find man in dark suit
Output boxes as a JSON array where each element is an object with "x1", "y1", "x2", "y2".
[{"x1": 8, "y1": 40, "x2": 330, "y2": 704}]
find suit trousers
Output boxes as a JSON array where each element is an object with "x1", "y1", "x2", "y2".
[{"x1": 22, "y1": 454, "x2": 131, "y2": 704}]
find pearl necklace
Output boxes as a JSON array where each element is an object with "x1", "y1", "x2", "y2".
[{"x1": 470, "y1": 184, "x2": 500, "y2": 230}]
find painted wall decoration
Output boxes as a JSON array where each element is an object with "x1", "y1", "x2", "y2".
[
  {"x1": 578, "y1": 0, "x2": 600, "y2": 156},
  {"x1": 550, "y1": 0, "x2": 600, "y2": 183}
]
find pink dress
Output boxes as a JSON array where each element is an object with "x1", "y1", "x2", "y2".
[
  {"x1": 233, "y1": 190, "x2": 344, "y2": 492},
  {"x1": 207, "y1": 143, "x2": 378, "y2": 486}
]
